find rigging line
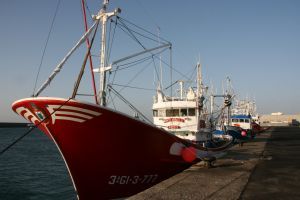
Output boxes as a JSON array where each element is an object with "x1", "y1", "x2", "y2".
[
  {"x1": 136, "y1": 46, "x2": 190, "y2": 82},
  {"x1": 106, "y1": 18, "x2": 118, "y2": 66},
  {"x1": 110, "y1": 52, "x2": 162, "y2": 73},
  {"x1": 154, "y1": 53, "x2": 191, "y2": 81},
  {"x1": 117, "y1": 18, "x2": 163, "y2": 44},
  {"x1": 107, "y1": 89, "x2": 116, "y2": 110},
  {"x1": 108, "y1": 47, "x2": 169, "y2": 90},
  {"x1": 111, "y1": 47, "x2": 168, "y2": 70},
  {"x1": 117, "y1": 20, "x2": 161, "y2": 45},
  {"x1": 188, "y1": 65, "x2": 198, "y2": 84},
  {"x1": 109, "y1": 65, "x2": 118, "y2": 87},
  {"x1": 0, "y1": 98, "x2": 72, "y2": 156},
  {"x1": 34, "y1": 20, "x2": 99, "y2": 97},
  {"x1": 107, "y1": 59, "x2": 153, "y2": 105},
  {"x1": 152, "y1": 55, "x2": 161, "y2": 86},
  {"x1": 83, "y1": 0, "x2": 93, "y2": 20},
  {"x1": 164, "y1": 80, "x2": 179, "y2": 90},
  {"x1": 118, "y1": 17, "x2": 170, "y2": 44},
  {"x1": 108, "y1": 85, "x2": 153, "y2": 124},
  {"x1": 108, "y1": 48, "x2": 167, "y2": 86},
  {"x1": 114, "y1": 20, "x2": 170, "y2": 80},
  {"x1": 214, "y1": 107, "x2": 227, "y2": 123},
  {"x1": 111, "y1": 56, "x2": 152, "y2": 72},
  {"x1": 110, "y1": 83, "x2": 155, "y2": 91},
  {"x1": 72, "y1": 20, "x2": 99, "y2": 99},
  {"x1": 117, "y1": 18, "x2": 147, "y2": 50},
  {"x1": 115, "y1": 59, "x2": 153, "y2": 94},
  {"x1": 32, "y1": 0, "x2": 61, "y2": 96},
  {"x1": 106, "y1": 19, "x2": 112, "y2": 66}
]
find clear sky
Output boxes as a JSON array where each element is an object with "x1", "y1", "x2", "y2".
[{"x1": 0, "y1": 0, "x2": 300, "y2": 122}]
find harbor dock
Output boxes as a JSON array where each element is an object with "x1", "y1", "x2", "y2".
[{"x1": 130, "y1": 126, "x2": 300, "y2": 199}]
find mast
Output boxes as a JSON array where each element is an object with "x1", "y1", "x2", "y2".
[
  {"x1": 178, "y1": 80, "x2": 184, "y2": 100},
  {"x1": 81, "y1": 0, "x2": 98, "y2": 104},
  {"x1": 225, "y1": 77, "x2": 232, "y2": 125},
  {"x1": 196, "y1": 63, "x2": 203, "y2": 117},
  {"x1": 95, "y1": 0, "x2": 120, "y2": 106},
  {"x1": 197, "y1": 63, "x2": 202, "y2": 99},
  {"x1": 210, "y1": 95, "x2": 214, "y2": 115}
]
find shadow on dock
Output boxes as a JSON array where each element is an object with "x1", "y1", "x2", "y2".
[{"x1": 130, "y1": 127, "x2": 300, "y2": 199}]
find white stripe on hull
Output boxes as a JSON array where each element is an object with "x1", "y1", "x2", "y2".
[
  {"x1": 47, "y1": 104, "x2": 101, "y2": 124},
  {"x1": 14, "y1": 104, "x2": 101, "y2": 124},
  {"x1": 48, "y1": 105, "x2": 101, "y2": 116},
  {"x1": 55, "y1": 111, "x2": 93, "y2": 120},
  {"x1": 55, "y1": 116, "x2": 86, "y2": 123}
]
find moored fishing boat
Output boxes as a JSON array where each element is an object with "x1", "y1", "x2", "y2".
[
  {"x1": 12, "y1": 1, "x2": 234, "y2": 199},
  {"x1": 152, "y1": 63, "x2": 211, "y2": 142}
]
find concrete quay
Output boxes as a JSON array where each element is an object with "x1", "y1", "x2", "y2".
[{"x1": 129, "y1": 126, "x2": 300, "y2": 200}]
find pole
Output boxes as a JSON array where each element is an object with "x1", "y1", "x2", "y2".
[{"x1": 81, "y1": 0, "x2": 98, "y2": 104}]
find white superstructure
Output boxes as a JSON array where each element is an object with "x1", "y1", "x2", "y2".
[
  {"x1": 152, "y1": 63, "x2": 211, "y2": 142},
  {"x1": 153, "y1": 85, "x2": 198, "y2": 141}
]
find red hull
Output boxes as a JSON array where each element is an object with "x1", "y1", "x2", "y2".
[{"x1": 12, "y1": 97, "x2": 197, "y2": 199}]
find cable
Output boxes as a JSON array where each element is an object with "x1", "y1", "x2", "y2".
[
  {"x1": 83, "y1": 0, "x2": 93, "y2": 20},
  {"x1": 118, "y1": 17, "x2": 170, "y2": 44},
  {"x1": 106, "y1": 18, "x2": 118, "y2": 66},
  {"x1": 110, "y1": 83, "x2": 155, "y2": 91},
  {"x1": 107, "y1": 59, "x2": 153, "y2": 105},
  {"x1": 32, "y1": 0, "x2": 61, "y2": 96},
  {"x1": 117, "y1": 18, "x2": 147, "y2": 50}
]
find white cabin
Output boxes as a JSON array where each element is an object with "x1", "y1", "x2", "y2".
[
  {"x1": 152, "y1": 84, "x2": 199, "y2": 141},
  {"x1": 231, "y1": 115, "x2": 252, "y2": 130}
]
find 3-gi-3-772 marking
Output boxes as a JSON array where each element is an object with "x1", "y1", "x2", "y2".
[{"x1": 108, "y1": 174, "x2": 158, "y2": 185}]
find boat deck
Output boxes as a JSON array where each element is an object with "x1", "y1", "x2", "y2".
[{"x1": 129, "y1": 126, "x2": 300, "y2": 199}]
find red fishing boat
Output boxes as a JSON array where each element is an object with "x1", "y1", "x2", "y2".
[
  {"x1": 12, "y1": 1, "x2": 233, "y2": 199},
  {"x1": 12, "y1": 97, "x2": 200, "y2": 199}
]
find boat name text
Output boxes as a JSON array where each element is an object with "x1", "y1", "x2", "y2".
[{"x1": 164, "y1": 118, "x2": 185, "y2": 123}]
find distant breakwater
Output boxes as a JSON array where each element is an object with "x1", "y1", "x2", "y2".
[{"x1": 0, "y1": 123, "x2": 32, "y2": 128}]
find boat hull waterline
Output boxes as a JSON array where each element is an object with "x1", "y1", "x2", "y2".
[{"x1": 12, "y1": 97, "x2": 205, "y2": 199}]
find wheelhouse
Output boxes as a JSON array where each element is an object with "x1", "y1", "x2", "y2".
[
  {"x1": 153, "y1": 108, "x2": 196, "y2": 117},
  {"x1": 231, "y1": 115, "x2": 252, "y2": 130}
]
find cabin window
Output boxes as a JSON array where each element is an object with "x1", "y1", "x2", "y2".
[
  {"x1": 166, "y1": 109, "x2": 179, "y2": 117},
  {"x1": 153, "y1": 110, "x2": 158, "y2": 117},
  {"x1": 245, "y1": 119, "x2": 250, "y2": 123},
  {"x1": 172, "y1": 109, "x2": 179, "y2": 116},
  {"x1": 232, "y1": 119, "x2": 239, "y2": 122},
  {"x1": 239, "y1": 119, "x2": 245, "y2": 123},
  {"x1": 188, "y1": 108, "x2": 195, "y2": 116},
  {"x1": 166, "y1": 109, "x2": 172, "y2": 117},
  {"x1": 158, "y1": 109, "x2": 165, "y2": 117},
  {"x1": 180, "y1": 109, "x2": 187, "y2": 116}
]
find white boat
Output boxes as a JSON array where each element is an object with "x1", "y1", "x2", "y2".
[{"x1": 152, "y1": 63, "x2": 213, "y2": 142}]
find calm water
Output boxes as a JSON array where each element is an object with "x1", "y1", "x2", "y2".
[{"x1": 0, "y1": 128, "x2": 77, "y2": 200}]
